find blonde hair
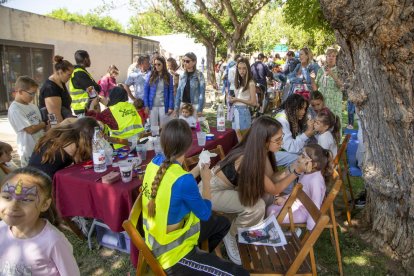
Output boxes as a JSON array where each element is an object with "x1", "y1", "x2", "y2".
[
  {"x1": 325, "y1": 47, "x2": 339, "y2": 56},
  {"x1": 180, "y1": 103, "x2": 194, "y2": 115}
]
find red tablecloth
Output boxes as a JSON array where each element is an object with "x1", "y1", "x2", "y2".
[{"x1": 53, "y1": 127, "x2": 237, "y2": 261}]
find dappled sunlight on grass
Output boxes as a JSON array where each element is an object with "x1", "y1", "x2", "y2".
[
  {"x1": 343, "y1": 254, "x2": 369, "y2": 266},
  {"x1": 92, "y1": 268, "x2": 105, "y2": 275},
  {"x1": 100, "y1": 248, "x2": 116, "y2": 257}
]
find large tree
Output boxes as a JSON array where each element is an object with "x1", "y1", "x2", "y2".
[{"x1": 316, "y1": 0, "x2": 414, "y2": 270}]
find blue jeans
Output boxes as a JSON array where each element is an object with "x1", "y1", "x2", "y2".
[{"x1": 232, "y1": 105, "x2": 251, "y2": 130}]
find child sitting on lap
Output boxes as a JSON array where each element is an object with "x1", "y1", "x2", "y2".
[
  {"x1": 179, "y1": 103, "x2": 197, "y2": 128},
  {"x1": 0, "y1": 167, "x2": 80, "y2": 276},
  {"x1": 267, "y1": 144, "x2": 333, "y2": 230}
]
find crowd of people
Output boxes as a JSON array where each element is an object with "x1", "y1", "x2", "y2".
[{"x1": 0, "y1": 46, "x2": 362, "y2": 275}]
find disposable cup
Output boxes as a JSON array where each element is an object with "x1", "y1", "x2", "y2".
[
  {"x1": 136, "y1": 144, "x2": 147, "y2": 160},
  {"x1": 151, "y1": 126, "x2": 160, "y2": 136},
  {"x1": 119, "y1": 162, "x2": 133, "y2": 183},
  {"x1": 196, "y1": 132, "x2": 206, "y2": 146}
]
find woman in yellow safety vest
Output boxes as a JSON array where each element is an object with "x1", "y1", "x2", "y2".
[
  {"x1": 90, "y1": 86, "x2": 144, "y2": 149},
  {"x1": 141, "y1": 119, "x2": 248, "y2": 275}
]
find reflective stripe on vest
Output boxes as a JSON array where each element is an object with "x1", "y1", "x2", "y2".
[
  {"x1": 109, "y1": 102, "x2": 144, "y2": 149},
  {"x1": 69, "y1": 67, "x2": 94, "y2": 111},
  {"x1": 275, "y1": 111, "x2": 287, "y2": 120},
  {"x1": 143, "y1": 219, "x2": 200, "y2": 258},
  {"x1": 142, "y1": 161, "x2": 200, "y2": 269}
]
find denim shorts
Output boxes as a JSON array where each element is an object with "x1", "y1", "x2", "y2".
[{"x1": 232, "y1": 105, "x2": 251, "y2": 130}]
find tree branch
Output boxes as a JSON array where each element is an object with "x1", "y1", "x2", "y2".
[
  {"x1": 194, "y1": 0, "x2": 231, "y2": 40},
  {"x1": 236, "y1": 0, "x2": 271, "y2": 39},
  {"x1": 221, "y1": 0, "x2": 239, "y2": 27}
]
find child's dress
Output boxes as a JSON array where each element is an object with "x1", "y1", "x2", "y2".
[
  {"x1": 266, "y1": 171, "x2": 326, "y2": 230},
  {"x1": 179, "y1": 115, "x2": 197, "y2": 128},
  {"x1": 0, "y1": 219, "x2": 80, "y2": 276},
  {"x1": 317, "y1": 131, "x2": 338, "y2": 157}
]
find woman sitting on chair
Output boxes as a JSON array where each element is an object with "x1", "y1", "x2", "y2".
[
  {"x1": 204, "y1": 116, "x2": 308, "y2": 265},
  {"x1": 141, "y1": 119, "x2": 248, "y2": 275}
]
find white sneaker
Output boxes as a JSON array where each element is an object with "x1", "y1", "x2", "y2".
[{"x1": 223, "y1": 233, "x2": 241, "y2": 265}]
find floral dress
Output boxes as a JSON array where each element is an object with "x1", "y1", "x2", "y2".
[{"x1": 315, "y1": 66, "x2": 342, "y2": 119}]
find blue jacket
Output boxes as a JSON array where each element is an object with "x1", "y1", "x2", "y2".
[
  {"x1": 144, "y1": 74, "x2": 174, "y2": 113},
  {"x1": 288, "y1": 62, "x2": 320, "y2": 87},
  {"x1": 175, "y1": 70, "x2": 205, "y2": 113}
]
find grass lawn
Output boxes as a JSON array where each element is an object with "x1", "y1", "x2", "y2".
[{"x1": 65, "y1": 95, "x2": 404, "y2": 275}]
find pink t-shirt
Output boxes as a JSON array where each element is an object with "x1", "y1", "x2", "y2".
[{"x1": 0, "y1": 219, "x2": 80, "y2": 276}]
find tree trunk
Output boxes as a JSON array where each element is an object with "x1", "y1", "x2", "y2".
[
  {"x1": 227, "y1": 38, "x2": 238, "y2": 57},
  {"x1": 319, "y1": 0, "x2": 414, "y2": 269},
  {"x1": 206, "y1": 44, "x2": 216, "y2": 86}
]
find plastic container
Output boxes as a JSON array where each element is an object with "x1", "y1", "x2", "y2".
[{"x1": 95, "y1": 224, "x2": 130, "y2": 253}]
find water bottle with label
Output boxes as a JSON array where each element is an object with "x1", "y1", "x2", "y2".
[
  {"x1": 92, "y1": 126, "x2": 107, "y2": 173},
  {"x1": 217, "y1": 104, "x2": 225, "y2": 132}
]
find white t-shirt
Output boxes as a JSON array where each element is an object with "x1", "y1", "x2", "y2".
[
  {"x1": 317, "y1": 131, "x2": 338, "y2": 157},
  {"x1": 0, "y1": 220, "x2": 80, "y2": 276},
  {"x1": 8, "y1": 101, "x2": 44, "y2": 166}
]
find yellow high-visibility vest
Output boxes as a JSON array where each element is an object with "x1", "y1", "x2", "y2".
[
  {"x1": 142, "y1": 161, "x2": 200, "y2": 269},
  {"x1": 109, "y1": 102, "x2": 143, "y2": 149},
  {"x1": 68, "y1": 67, "x2": 93, "y2": 112}
]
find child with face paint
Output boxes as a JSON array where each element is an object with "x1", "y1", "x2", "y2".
[
  {"x1": 0, "y1": 167, "x2": 80, "y2": 276},
  {"x1": 266, "y1": 144, "x2": 334, "y2": 230}
]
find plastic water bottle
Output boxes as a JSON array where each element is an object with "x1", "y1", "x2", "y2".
[
  {"x1": 217, "y1": 104, "x2": 225, "y2": 132},
  {"x1": 92, "y1": 126, "x2": 107, "y2": 173}
]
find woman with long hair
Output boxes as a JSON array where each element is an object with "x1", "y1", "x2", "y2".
[
  {"x1": 141, "y1": 119, "x2": 247, "y2": 275},
  {"x1": 39, "y1": 55, "x2": 74, "y2": 123},
  {"x1": 228, "y1": 57, "x2": 257, "y2": 131},
  {"x1": 287, "y1": 47, "x2": 319, "y2": 98},
  {"x1": 144, "y1": 56, "x2": 174, "y2": 127},
  {"x1": 174, "y1": 52, "x2": 206, "y2": 117},
  {"x1": 28, "y1": 117, "x2": 99, "y2": 178},
  {"x1": 274, "y1": 94, "x2": 315, "y2": 168},
  {"x1": 204, "y1": 116, "x2": 308, "y2": 265},
  {"x1": 166, "y1": 57, "x2": 180, "y2": 96}
]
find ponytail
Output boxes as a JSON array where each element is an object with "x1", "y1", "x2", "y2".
[{"x1": 147, "y1": 158, "x2": 173, "y2": 217}]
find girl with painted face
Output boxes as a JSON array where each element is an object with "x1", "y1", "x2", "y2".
[{"x1": 0, "y1": 167, "x2": 80, "y2": 275}]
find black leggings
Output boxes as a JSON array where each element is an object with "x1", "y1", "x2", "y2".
[{"x1": 165, "y1": 214, "x2": 248, "y2": 276}]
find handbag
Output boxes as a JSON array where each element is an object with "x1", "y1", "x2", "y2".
[{"x1": 293, "y1": 84, "x2": 311, "y2": 101}]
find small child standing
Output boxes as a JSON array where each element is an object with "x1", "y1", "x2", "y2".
[
  {"x1": 8, "y1": 76, "x2": 46, "y2": 166},
  {"x1": 314, "y1": 109, "x2": 340, "y2": 157},
  {"x1": 179, "y1": 103, "x2": 197, "y2": 128},
  {"x1": 0, "y1": 167, "x2": 80, "y2": 275},
  {"x1": 0, "y1": 142, "x2": 18, "y2": 182},
  {"x1": 267, "y1": 144, "x2": 333, "y2": 230}
]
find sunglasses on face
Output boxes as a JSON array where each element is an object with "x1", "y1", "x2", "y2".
[
  {"x1": 183, "y1": 59, "x2": 192, "y2": 64},
  {"x1": 154, "y1": 63, "x2": 162, "y2": 67}
]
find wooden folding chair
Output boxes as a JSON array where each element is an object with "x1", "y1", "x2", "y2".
[
  {"x1": 334, "y1": 134, "x2": 354, "y2": 225},
  {"x1": 237, "y1": 184, "x2": 329, "y2": 276},
  {"x1": 123, "y1": 193, "x2": 209, "y2": 276},
  {"x1": 280, "y1": 170, "x2": 344, "y2": 276},
  {"x1": 182, "y1": 144, "x2": 225, "y2": 171}
]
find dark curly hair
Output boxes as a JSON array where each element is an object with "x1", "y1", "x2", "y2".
[{"x1": 275, "y1": 94, "x2": 308, "y2": 138}]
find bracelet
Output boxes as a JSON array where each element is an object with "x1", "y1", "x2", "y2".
[{"x1": 293, "y1": 169, "x2": 301, "y2": 177}]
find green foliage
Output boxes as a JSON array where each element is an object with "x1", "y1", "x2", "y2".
[
  {"x1": 48, "y1": 8, "x2": 124, "y2": 32},
  {"x1": 127, "y1": 11, "x2": 174, "y2": 36},
  {"x1": 244, "y1": 5, "x2": 336, "y2": 55}
]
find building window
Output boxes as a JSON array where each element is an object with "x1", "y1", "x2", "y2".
[{"x1": 0, "y1": 41, "x2": 53, "y2": 112}]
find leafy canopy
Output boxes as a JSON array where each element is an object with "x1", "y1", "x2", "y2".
[{"x1": 47, "y1": 8, "x2": 124, "y2": 32}]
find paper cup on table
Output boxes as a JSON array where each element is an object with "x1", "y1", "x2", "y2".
[
  {"x1": 151, "y1": 125, "x2": 160, "y2": 136},
  {"x1": 196, "y1": 132, "x2": 206, "y2": 146},
  {"x1": 136, "y1": 144, "x2": 147, "y2": 160},
  {"x1": 119, "y1": 161, "x2": 133, "y2": 183}
]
